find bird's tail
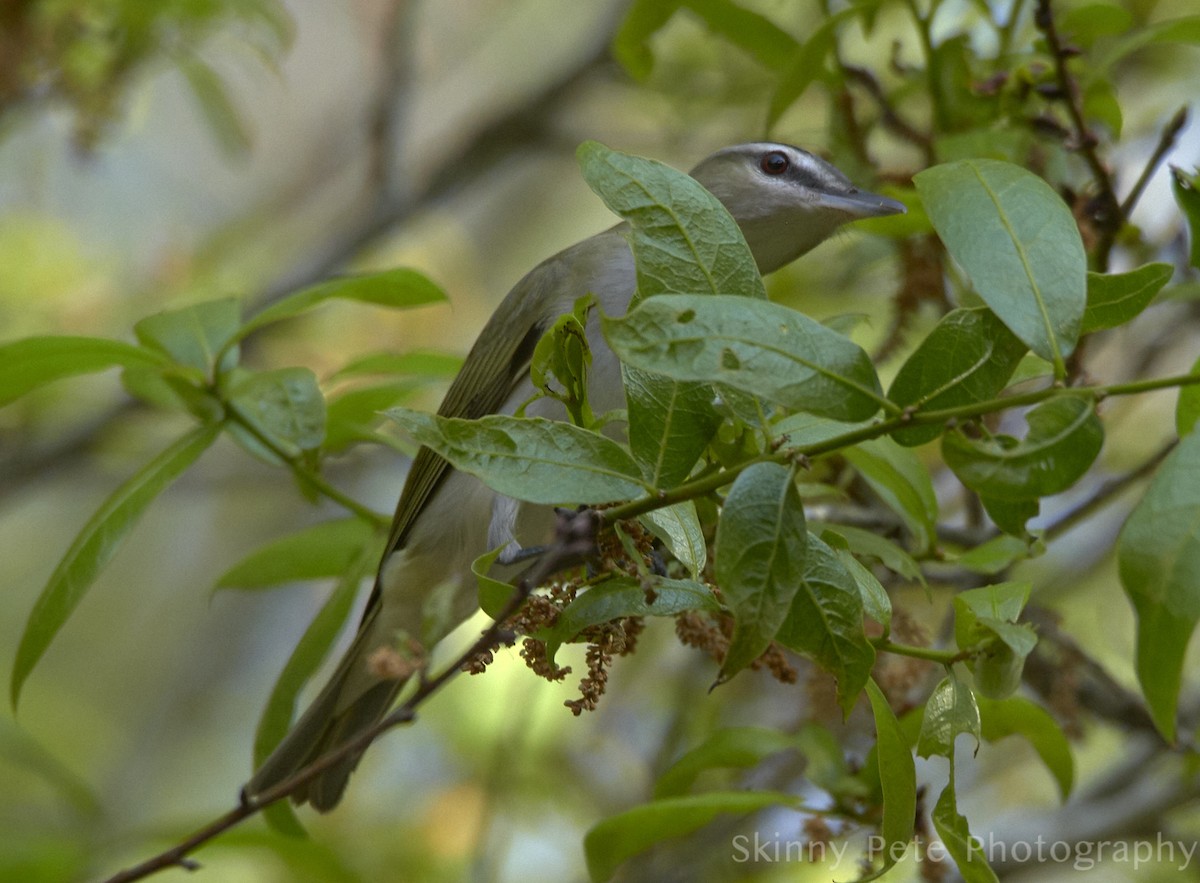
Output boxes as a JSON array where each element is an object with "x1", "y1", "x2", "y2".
[{"x1": 244, "y1": 607, "x2": 405, "y2": 812}]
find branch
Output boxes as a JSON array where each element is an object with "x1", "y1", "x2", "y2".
[
  {"x1": 0, "y1": 30, "x2": 616, "y2": 501},
  {"x1": 601, "y1": 372, "x2": 1200, "y2": 527},
  {"x1": 99, "y1": 508, "x2": 601, "y2": 883},
  {"x1": 1120, "y1": 105, "x2": 1190, "y2": 219},
  {"x1": 1033, "y1": 0, "x2": 1122, "y2": 266}
]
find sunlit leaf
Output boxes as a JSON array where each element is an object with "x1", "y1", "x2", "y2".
[
  {"x1": 0, "y1": 336, "x2": 171, "y2": 408},
  {"x1": 236, "y1": 269, "x2": 447, "y2": 343}
]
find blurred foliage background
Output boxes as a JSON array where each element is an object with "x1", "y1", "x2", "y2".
[{"x1": 2, "y1": 0, "x2": 1200, "y2": 881}]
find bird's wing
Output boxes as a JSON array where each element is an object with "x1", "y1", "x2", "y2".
[{"x1": 377, "y1": 251, "x2": 570, "y2": 561}]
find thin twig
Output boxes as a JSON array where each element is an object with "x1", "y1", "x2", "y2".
[
  {"x1": 1120, "y1": 105, "x2": 1190, "y2": 219},
  {"x1": 100, "y1": 508, "x2": 601, "y2": 883},
  {"x1": 1034, "y1": 0, "x2": 1122, "y2": 266}
]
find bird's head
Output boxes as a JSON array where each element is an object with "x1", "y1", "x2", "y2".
[{"x1": 690, "y1": 142, "x2": 906, "y2": 275}]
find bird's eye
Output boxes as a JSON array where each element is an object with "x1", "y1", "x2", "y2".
[{"x1": 760, "y1": 150, "x2": 790, "y2": 175}]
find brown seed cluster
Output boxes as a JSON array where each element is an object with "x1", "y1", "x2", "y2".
[
  {"x1": 674, "y1": 609, "x2": 798, "y2": 684},
  {"x1": 564, "y1": 617, "x2": 644, "y2": 716}
]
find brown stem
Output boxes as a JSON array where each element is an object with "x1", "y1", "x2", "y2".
[
  {"x1": 1034, "y1": 0, "x2": 1122, "y2": 268},
  {"x1": 99, "y1": 510, "x2": 600, "y2": 883}
]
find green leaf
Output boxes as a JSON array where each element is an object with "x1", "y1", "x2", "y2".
[
  {"x1": 1095, "y1": 15, "x2": 1200, "y2": 73},
  {"x1": 914, "y1": 160, "x2": 1086, "y2": 374},
  {"x1": 541, "y1": 577, "x2": 719, "y2": 662},
  {"x1": 1117, "y1": 431, "x2": 1200, "y2": 741},
  {"x1": 766, "y1": 7, "x2": 858, "y2": 128},
  {"x1": 1060, "y1": 2, "x2": 1133, "y2": 46},
  {"x1": 864, "y1": 679, "x2": 916, "y2": 875},
  {"x1": 813, "y1": 523, "x2": 925, "y2": 586},
  {"x1": 771, "y1": 412, "x2": 875, "y2": 449},
  {"x1": 0, "y1": 336, "x2": 171, "y2": 408},
  {"x1": 624, "y1": 365, "x2": 721, "y2": 488},
  {"x1": 917, "y1": 674, "x2": 981, "y2": 759},
  {"x1": 226, "y1": 367, "x2": 326, "y2": 457},
  {"x1": 584, "y1": 791, "x2": 800, "y2": 881},
  {"x1": 776, "y1": 533, "x2": 874, "y2": 714},
  {"x1": 324, "y1": 380, "x2": 426, "y2": 452},
  {"x1": 683, "y1": 0, "x2": 798, "y2": 72},
  {"x1": 843, "y1": 438, "x2": 939, "y2": 554},
  {"x1": 329, "y1": 349, "x2": 462, "y2": 381},
  {"x1": 943, "y1": 395, "x2": 1103, "y2": 500},
  {"x1": 472, "y1": 547, "x2": 516, "y2": 620},
  {"x1": 215, "y1": 518, "x2": 379, "y2": 589},
  {"x1": 1178, "y1": 355, "x2": 1200, "y2": 437},
  {"x1": 255, "y1": 544, "x2": 376, "y2": 837},
  {"x1": 828, "y1": 540, "x2": 892, "y2": 629},
  {"x1": 1173, "y1": 167, "x2": 1200, "y2": 270},
  {"x1": 954, "y1": 534, "x2": 1032, "y2": 575},
  {"x1": 0, "y1": 720, "x2": 101, "y2": 819},
  {"x1": 953, "y1": 581, "x2": 1031, "y2": 636},
  {"x1": 1082, "y1": 78, "x2": 1123, "y2": 138},
  {"x1": 577, "y1": 140, "x2": 765, "y2": 302},
  {"x1": 610, "y1": 0, "x2": 683, "y2": 79},
  {"x1": 886, "y1": 308, "x2": 1027, "y2": 446},
  {"x1": 640, "y1": 501, "x2": 706, "y2": 578},
  {"x1": 236, "y1": 268, "x2": 447, "y2": 343},
  {"x1": 654, "y1": 726, "x2": 800, "y2": 798},
  {"x1": 981, "y1": 495, "x2": 1040, "y2": 537},
  {"x1": 715, "y1": 463, "x2": 807, "y2": 679},
  {"x1": 955, "y1": 583, "x2": 1036, "y2": 700},
  {"x1": 134, "y1": 297, "x2": 242, "y2": 374},
  {"x1": 384, "y1": 408, "x2": 648, "y2": 504},
  {"x1": 179, "y1": 56, "x2": 252, "y2": 157},
  {"x1": 11, "y1": 423, "x2": 221, "y2": 708},
  {"x1": 932, "y1": 777, "x2": 998, "y2": 883},
  {"x1": 604, "y1": 294, "x2": 885, "y2": 421},
  {"x1": 528, "y1": 294, "x2": 595, "y2": 426},
  {"x1": 977, "y1": 696, "x2": 1074, "y2": 799},
  {"x1": 1081, "y1": 263, "x2": 1173, "y2": 334}
]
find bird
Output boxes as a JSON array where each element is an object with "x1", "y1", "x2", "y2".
[{"x1": 244, "y1": 142, "x2": 906, "y2": 810}]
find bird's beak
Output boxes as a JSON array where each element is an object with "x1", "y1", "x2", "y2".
[{"x1": 818, "y1": 189, "x2": 907, "y2": 219}]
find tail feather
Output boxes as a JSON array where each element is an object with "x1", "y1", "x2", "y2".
[{"x1": 246, "y1": 611, "x2": 408, "y2": 812}]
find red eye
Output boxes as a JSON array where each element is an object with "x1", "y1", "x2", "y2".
[{"x1": 760, "y1": 150, "x2": 789, "y2": 175}]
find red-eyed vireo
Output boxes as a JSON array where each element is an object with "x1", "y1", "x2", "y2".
[{"x1": 245, "y1": 143, "x2": 905, "y2": 810}]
